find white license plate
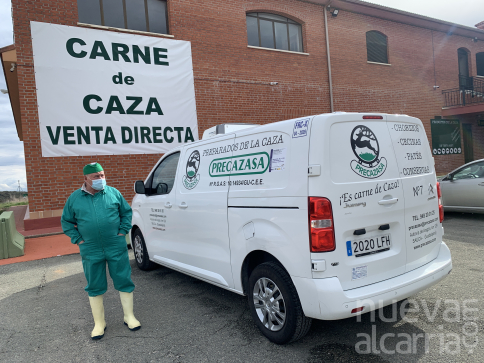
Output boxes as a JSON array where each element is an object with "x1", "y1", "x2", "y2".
[{"x1": 347, "y1": 234, "x2": 391, "y2": 257}]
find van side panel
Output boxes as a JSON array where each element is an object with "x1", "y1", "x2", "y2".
[
  {"x1": 228, "y1": 119, "x2": 313, "y2": 289},
  {"x1": 228, "y1": 199, "x2": 311, "y2": 292},
  {"x1": 228, "y1": 120, "x2": 310, "y2": 199}
]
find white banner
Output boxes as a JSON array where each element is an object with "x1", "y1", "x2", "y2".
[{"x1": 31, "y1": 21, "x2": 198, "y2": 157}]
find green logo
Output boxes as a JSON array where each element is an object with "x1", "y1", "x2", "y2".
[
  {"x1": 209, "y1": 152, "x2": 270, "y2": 177},
  {"x1": 350, "y1": 125, "x2": 387, "y2": 179},
  {"x1": 182, "y1": 150, "x2": 200, "y2": 189}
]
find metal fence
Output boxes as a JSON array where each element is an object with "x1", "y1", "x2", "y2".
[{"x1": 443, "y1": 76, "x2": 484, "y2": 107}]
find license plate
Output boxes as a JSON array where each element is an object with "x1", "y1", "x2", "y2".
[{"x1": 346, "y1": 234, "x2": 391, "y2": 257}]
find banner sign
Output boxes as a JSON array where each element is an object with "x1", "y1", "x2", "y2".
[
  {"x1": 430, "y1": 119, "x2": 461, "y2": 155},
  {"x1": 31, "y1": 21, "x2": 198, "y2": 157}
]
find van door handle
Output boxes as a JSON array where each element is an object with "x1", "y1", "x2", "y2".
[
  {"x1": 164, "y1": 202, "x2": 172, "y2": 208},
  {"x1": 378, "y1": 198, "x2": 398, "y2": 205},
  {"x1": 179, "y1": 202, "x2": 188, "y2": 209}
]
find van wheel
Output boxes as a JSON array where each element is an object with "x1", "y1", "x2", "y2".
[
  {"x1": 248, "y1": 262, "x2": 312, "y2": 344},
  {"x1": 132, "y1": 229, "x2": 155, "y2": 271}
]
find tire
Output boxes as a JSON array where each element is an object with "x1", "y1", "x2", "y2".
[
  {"x1": 132, "y1": 229, "x2": 155, "y2": 271},
  {"x1": 248, "y1": 262, "x2": 312, "y2": 344}
]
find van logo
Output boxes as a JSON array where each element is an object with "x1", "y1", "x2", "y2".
[
  {"x1": 350, "y1": 125, "x2": 387, "y2": 179},
  {"x1": 182, "y1": 150, "x2": 200, "y2": 189},
  {"x1": 209, "y1": 152, "x2": 270, "y2": 177},
  {"x1": 427, "y1": 183, "x2": 436, "y2": 200}
]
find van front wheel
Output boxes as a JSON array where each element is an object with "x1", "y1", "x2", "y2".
[
  {"x1": 248, "y1": 262, "x2": 312, "y2": 344},
  {"x1": 132, "y1": 229, "x2": 155, "y2": 271}
]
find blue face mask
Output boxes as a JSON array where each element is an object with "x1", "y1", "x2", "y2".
[{"x1": 91, "y1": 178, "x2": 106, "y2": 191}]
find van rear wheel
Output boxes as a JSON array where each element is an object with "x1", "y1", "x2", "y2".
[
  {"x1": 248, "y1": 262, "x2": 312, "y2": 344},
  {"x1": 132, "y1": 229, "x2": 155, "y2": 271}
]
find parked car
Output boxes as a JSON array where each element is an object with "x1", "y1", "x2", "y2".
[
  {"x1": 439, "y1": 159, "x2": 484, "y2": 213},
  {"x1": 130, "y1": 112, "x2": 452, "y2": 344}
]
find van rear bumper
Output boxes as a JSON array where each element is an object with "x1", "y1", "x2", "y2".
[{"x1": 292, "y1": 241, "x2": 452, "y2": 320}]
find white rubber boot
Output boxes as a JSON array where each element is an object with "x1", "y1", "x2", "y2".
[
  {"x1": 119, "y1": 291, "x2": 141, "y2": 331},
  {"x1": 88, "y1": 295, "x2": 106, "y2": 340}
]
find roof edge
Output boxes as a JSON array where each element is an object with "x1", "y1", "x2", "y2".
[
  {"x1": 306, "y1": 0, "x2": 484, "y2": 39},
  {"x1": 0, "y1": 44, "x2": 15, "y2": 54}
]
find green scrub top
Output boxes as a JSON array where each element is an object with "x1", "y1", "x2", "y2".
[{"x1": 61, "y1": 185, "x2": 132, "y2": 245}]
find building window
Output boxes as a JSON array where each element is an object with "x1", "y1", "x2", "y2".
[
  {"x1": 366, "y1": 31, "x2": 388, "y2": 64},
  {"x1": 77, "y1": 0, "x2": 168, "y2": 34},
  {"x1": 246, "y1": 13, "x2": 303, "y2": 52},
  {"x1": 477, "y1": 52, "x2": 484, "y2": 77}
]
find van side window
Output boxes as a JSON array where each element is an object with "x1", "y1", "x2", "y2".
[{"x1": 150, "y1": 152, "x2": 180, "y2": 194}]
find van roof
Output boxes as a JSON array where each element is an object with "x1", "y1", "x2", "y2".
[{"x1": 187, "y1": 112, "x2": 414, "y2": 147}]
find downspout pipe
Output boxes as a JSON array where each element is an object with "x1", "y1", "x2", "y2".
[{"x1": 324, "y1": 2, "x2": 334, "y2": 112}]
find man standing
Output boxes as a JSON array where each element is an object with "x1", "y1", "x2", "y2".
[{"x1": 61, "y1": 162, "x2": 141, "y2": 340}]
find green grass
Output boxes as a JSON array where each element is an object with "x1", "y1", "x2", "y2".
[{"x1": 359, "y1": 152, "x2": 376, "y2": 161}]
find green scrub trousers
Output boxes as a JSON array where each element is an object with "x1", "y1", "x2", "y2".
[{"x1": 61, "y1": 185, "x2": 135, "y2": 297}]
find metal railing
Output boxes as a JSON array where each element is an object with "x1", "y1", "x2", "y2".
[{"x1": 443, "y1": 76, "x2": 484, "y2": 107}]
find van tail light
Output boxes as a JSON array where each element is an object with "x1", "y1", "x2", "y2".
[
  {"x1": 362, "y1": 115, "x2": 383, "y2": 119},
  {"x1": 437, "y1": 182, "x2": 444, "y2": 223},
  {"x1": 309, "y1": 197, "x2": 335, "y2": 252}
]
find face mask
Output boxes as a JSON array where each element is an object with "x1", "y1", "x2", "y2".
[{"x1": 91, "y1": 178, "x2": 106, "y2": 191}]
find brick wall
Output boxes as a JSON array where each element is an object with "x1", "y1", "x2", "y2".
[
  {"x1": 326, "y1": 10, "x2": 484, "y2": 174},
  {"x1": 11, "y1": 0, "x2": 484, "y2": 214}
]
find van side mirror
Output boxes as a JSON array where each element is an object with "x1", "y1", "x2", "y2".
[{"x1": 134, "y1": 180, "x2": 146, "y2": 194}]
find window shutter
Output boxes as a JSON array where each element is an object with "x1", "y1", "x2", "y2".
[{"x1": 366, "y1": 31, "x2": 388, "y2": 64}]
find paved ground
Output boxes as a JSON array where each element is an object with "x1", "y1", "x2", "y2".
[
  {"x1": 0, "y1": 234, "x2": 78, "y2": 266},
  {"x1": 0, "y1": 212, "x2": 482, "y2": 362}
]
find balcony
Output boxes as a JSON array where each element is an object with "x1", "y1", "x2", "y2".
[{"x1": 442, "y1": 76, "x2": 484, "y2": 108}]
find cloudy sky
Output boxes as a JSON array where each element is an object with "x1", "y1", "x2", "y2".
[
  {"x1": 0, "y1": 0, "x2": 483, "y2": 191},
  {"x1": 0, "y1": 1, "x2": 25, "y2": 191}
]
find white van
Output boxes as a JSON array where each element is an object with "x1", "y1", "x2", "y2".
[{"x1": 130, "y1": 112, "x2": 452, "y2": 344}]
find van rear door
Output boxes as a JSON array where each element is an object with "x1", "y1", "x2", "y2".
[
  {"x1": 309, "y1": 113, "x2": 407, "y2": 290},
  {"x1": 386, "y1": 115, "x2": 442, "y2": 272}
]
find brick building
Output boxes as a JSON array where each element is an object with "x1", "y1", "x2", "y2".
[{"x1": 1, "y1": 0, "x2": 484, "y2": 229}]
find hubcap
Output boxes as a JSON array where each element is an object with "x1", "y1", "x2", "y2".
[
  {"x1": 253, "y1": 277, "x2": 286, "y2": 331},
  {"x1": 134, "y1": 235, "x2": 143, "y2": 264}
]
